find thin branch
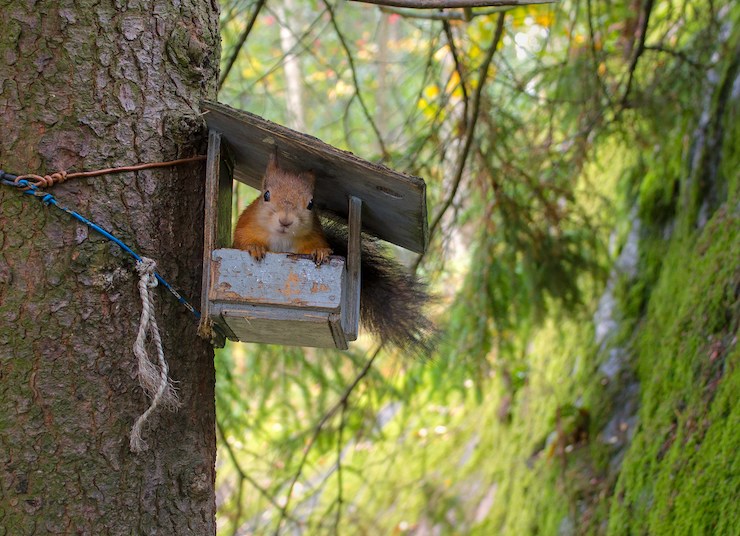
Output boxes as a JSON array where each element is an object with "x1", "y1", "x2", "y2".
[
  {"x1": 219, "y1": 0, "x2": 268, "y2": 90},
  {"x1": 380, "y1": 5, "x2": 511, "y2": 19},
  {"x1": 333, "y1": 400, "x2": 348, "y2": 535},
  {"x1": 399, "y1": 31, "x2": 443, "y2": 167},
  {"x1": 643, "y1": 44, "x2": 705, "y2": 70},
  {"x1": 586, "y1": 0, "x2": 614, "y2": 106},
  {"x1": 620, "y1": 0, "x2": 655, "y2": 108},
  {"x1": 343, "y1": 94, "x2": 358, "y2": 150},
  {"x1": 229, "y1": 479, "x2": 245, "y2": 536},
  {"x1": 425, "y1": 13, "x2": 506, "y2": 247},
  {"x1": 443, "y1": 20, "x2": 470, "y2": 125},
  {"x1": 351, "y1": 0, "x2": 555, "y2": 8},
  {"x1": 273, "y1": 346, "x2": 383, "y2": 536},
  {"x1": 216, "y1": 420, "x2": 298, "y2": 523},
  {"x1": 321, "y1": 0, "x2": 389, "y2": 160},
  {"x1": 265, "y1": 6, "x2": 332, "y2": 84}
]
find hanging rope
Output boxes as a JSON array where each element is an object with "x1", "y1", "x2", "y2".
[{"x1": 130, "y1": 257, "x2": 180, "y2": 453}]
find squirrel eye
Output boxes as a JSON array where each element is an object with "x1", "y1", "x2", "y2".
[
  {"x1": 307, "y1": 199, "x2": 314, "y2": 210},
  {"x1": 263, "y1": 190, "x2": 270, "y2": 202}
]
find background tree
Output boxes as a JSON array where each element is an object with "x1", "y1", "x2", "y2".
[{"x1": 0, "y1": 0, "x2": 220, "y2": 532}]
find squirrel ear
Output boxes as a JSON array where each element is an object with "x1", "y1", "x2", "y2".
[
  {"x1": 263, "y1": 148, "x2": 279, "y2": 189},
  {"x1": 266, "y1": 149, "x2": 279, "y2": 172},
  {"x1": 300, "y1": 170, "x2": 316, "y2": 188}
]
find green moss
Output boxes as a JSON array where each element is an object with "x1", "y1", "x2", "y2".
[
  {"x1": 606, "y1": 202, "x2": 739, "y2": 535},
  {"x1": 637, "y1": 136, "x2": 682, "y2": 226}
]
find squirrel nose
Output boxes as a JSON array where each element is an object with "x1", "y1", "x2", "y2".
[{"x1": 279, "y1": 217, "x2": 293, "y2": 228}]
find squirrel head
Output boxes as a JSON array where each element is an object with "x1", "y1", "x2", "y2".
[{"x1": 257, "y1": 151, "x2": 317, "y2": 238}]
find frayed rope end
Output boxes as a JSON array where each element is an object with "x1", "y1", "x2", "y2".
[{"x1": 130, "y1": 257, "x2": 180, "y2": 453}]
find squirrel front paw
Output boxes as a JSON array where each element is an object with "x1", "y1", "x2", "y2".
[
  {"x1": 311, "y1": 248, "x2": 332, "y2": 265},
  {"x1": 245, "y1": 244, "x2": 267, "y2": 261}
]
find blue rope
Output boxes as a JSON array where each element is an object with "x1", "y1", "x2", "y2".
[{"x1": 1, "y1": 169, "x2": 201, "y2": 320}]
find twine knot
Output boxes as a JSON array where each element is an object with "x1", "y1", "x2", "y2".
[
  {"x1": 15, "y1": 170, "x2": 69, "y2": 189},
  {"x1": 130, "y1": 256, "x2": 180, "y2": 453},
  {"x1": 136, "y1": 257, "x2": 159, "y2": 287}
]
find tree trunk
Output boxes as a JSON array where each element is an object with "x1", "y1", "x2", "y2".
[
  {"x1": 277, "y1": 0, "x2": 306, "y2": 132},
  {"x1": 0, "y1": 0, "x2": 219, "y2": 533}
]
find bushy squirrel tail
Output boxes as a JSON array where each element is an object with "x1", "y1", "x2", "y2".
[{"x1": 323, "y1": 221, "x2": 436, "y2": 357}]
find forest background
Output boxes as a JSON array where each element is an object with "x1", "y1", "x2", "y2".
[{"x1": 214, "y1": 0, "x2": 739, "y2": 534}]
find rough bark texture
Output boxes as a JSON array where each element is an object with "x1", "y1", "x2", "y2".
[{"x1": 0, "y1": 0, "x2": 219, "y2": 533}]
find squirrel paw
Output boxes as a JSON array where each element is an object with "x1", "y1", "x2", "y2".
[
  {"x1": 311, "y1": 248, "x2": 332, "y2": 265},
  {"x1": 245, "y1": 244, "x2": 267, "y2": 261}
]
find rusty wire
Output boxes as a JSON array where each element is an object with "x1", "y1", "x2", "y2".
[{"x1": 13, "y1": 155, "x2": 207, "y2": 189}]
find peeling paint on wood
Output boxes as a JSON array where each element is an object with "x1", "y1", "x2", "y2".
[
  {"x1": 210, "y1": 249, "x2": 344, "y2": 311},
  {"x1": 207, "y1": 249, "x2": 356, "y2": 348}
]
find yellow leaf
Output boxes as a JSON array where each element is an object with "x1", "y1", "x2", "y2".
[
  {"x1": 307, "y1": 70, "x2": 328, "y2": 82},
  {"x1": 446, "y1": 71, "x2": 463, "y2": 98},
  {"x1": 424, "y1": 84, "x2": 440, "y2": 99},
  {"x1": 535, "y1": 13, "x2": 554, "y2": 27}
]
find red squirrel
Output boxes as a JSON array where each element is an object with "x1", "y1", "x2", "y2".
[
  {"x1": 232, "y1": 151, "x2": 435, "y2": 356},
  {"x1": 233, "y1": 152, "x2": 332, "y2": 264}
]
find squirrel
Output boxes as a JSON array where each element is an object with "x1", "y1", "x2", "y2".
[{"x1": 232, "y1": 151, "x2": 435, "y2": 356}]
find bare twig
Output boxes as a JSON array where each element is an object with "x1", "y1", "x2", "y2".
[
  {"x1": 333, "y1": 401, "x2": 348, "y2": 534},
  {"x1": 248, "y1": 5, "x2": 331, "y2": 91},
  {"x1": 273, "y1": 347, "x2": 383, "y2": 535},
  {"x1": 399, "y1": 31, "x2": 443, "y2": 168},
  {"x1": 379, "y1": 5, "x2": 511, "y2": 19},
  {"x1": 425, "y1": 13, "x2": 506, "y2": 247},
  {"x1": 219, "y1": 0, "x2": 267, "y2": 90},
  {"x1": 644, "y1": 44, "x2": 705, "y2": 70},
  {"x1": 443, "y1": 20, "x2": 470, "y2": 124},
  {"x1": 216, "y1": 420, "x2": 300, "y2": 525},
  {"x1": 322, "y1": 0, "x2": 389, "y2": 160},
  {"x1": 620, "y1": 0, "x2": 655, "y2": 108},
  {"x1": 351, "y1": 0, "x2": 555, "y2": 8},
  {"x1": 585, "y1": 0, "x2": 614, "y2": 106},
  {"x1": 230, "y1": 479, "x2": 245, "y2": 536}
]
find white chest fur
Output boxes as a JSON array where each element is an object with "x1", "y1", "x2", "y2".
[{"x1": 268, "y1": 234, "x2": 298, "y2": 253}]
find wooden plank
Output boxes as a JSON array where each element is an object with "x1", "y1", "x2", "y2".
[
  {"x1": 329, "y1": 312, "x2": 349, "y2": 350},
  {"x1": 201, "y1": 131, "x2": 232, "y2": 344},
  {"x1": 219, "y1": 306, "x2": 339, "y2": 348},
  {"x1": 208, "y1": 314, "x2": 236, "y2": 345},
  {"x1": 210, "y1": 249, "x2": 345, "y2": 311},
  {"x1": 201, "y1": 130, "x2": 220, "y2": 320},
  {"x1": 201, "y1": 100, "x2": 428, "y2": 254},
  {"x1": 342, "y1": 196, "x2": 362, "y2": 340},
  {"x1": 216, "y1": 140, "x2": 234, "y2": 248}
]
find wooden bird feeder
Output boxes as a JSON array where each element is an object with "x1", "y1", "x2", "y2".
[{"x1": 200, "y1": 101, "x2": 428, "y2": 349}]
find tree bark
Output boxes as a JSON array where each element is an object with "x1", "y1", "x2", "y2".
[{"x1": 0, "y1": 0, "x2": 219, "y2": 533}]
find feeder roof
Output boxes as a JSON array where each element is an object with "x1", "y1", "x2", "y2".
[{"x1": 202, "y1": 100, "x2": 428, "y2": 254}]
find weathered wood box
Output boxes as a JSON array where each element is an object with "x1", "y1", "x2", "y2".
[
  {"x1": 209, "y1": 250, "x2": 351, "y2": 349},
  {"x1": 200, "y1": 100, "x2": 428, "y2": 349}
]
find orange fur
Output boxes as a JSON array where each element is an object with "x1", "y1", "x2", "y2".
[{"x1": 232, "y1": 153, "x2": 331, "y2": 264}]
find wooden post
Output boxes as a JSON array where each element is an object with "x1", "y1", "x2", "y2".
[
  {"x1": 344, "y1": 196, "x2": 362, "y2": 340},
  {"x1": 200, "y1": 130, "x2": 235, "y2": 346}
]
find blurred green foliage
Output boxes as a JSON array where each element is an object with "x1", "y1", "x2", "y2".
[{"x1": 214, "y1": 0, "x2": 739, "y2": 534}]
